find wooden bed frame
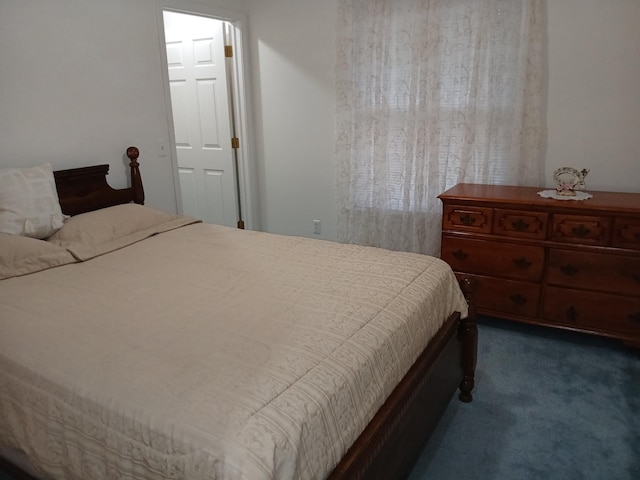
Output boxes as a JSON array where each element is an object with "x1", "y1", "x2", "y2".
[{"x1": 1, "y1": 147, "x2": 477, "y2": 480}]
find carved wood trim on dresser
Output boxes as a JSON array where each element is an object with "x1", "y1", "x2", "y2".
[{"x1": 438, "y1": 183, "x2": 640, "y2": 348}]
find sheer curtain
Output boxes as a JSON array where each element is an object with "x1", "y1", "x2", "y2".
[{"x1": 336, "y1": 0, "x2": 547, "y2": 255}]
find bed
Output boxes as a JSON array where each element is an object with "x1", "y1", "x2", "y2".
[{"x1": 0, "y1": 147, "x2": 477, "y2": 480}]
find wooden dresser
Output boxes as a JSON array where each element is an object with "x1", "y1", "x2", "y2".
[{"x1": 438, "y1": 183, "x2": 640, "y2": 347}]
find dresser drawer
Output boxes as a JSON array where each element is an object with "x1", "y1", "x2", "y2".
[
  {"x1": 493, "y1": 209, "x2": 548, "y2": 240},
  {"x1": 543, "y1": 286, "x2": 640, "y2": 336},
  {"x1": 442, "y1": 237, "x2": 544, "y2": 281},
  {"x1": 550, "y1": 214, "x2": 612, "y2": 246},
  {"x1": 612, "y1": 217, "x2": 640, "y2": 250},
  {"x1": 547, "y1": 249, "x2": 640, "y2": 297},
  {"x1": 442, "y1": 205, "x2": 493, "y2": 234},
  {"x1": 457, "y1": 274, "x2": 540, "y2": 318}
]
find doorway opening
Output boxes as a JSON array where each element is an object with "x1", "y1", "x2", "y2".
[{"x1": 161, "y1": 9, "x2": 248, "y2": 229}]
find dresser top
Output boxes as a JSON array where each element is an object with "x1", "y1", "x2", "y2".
[{"x1": 439, "y1": 183, "x2": 640, "y2": 215}]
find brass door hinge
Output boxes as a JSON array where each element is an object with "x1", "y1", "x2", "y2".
[
  {"x1": 225, "y1": 45, "x2": 233, "y2": 58},
  {"x1": 231, "y1": 137, "x2": 240, "y2": 149}
]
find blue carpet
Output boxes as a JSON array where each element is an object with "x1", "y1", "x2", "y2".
[
  {"x1": 2, "y1": 317, "x2": 638, "y2": 480},
  {"x1": 408, "y1": 316, "x2": 640, "y2": 480}
]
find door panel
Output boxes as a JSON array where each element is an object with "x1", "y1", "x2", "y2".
[
  {"x1": 196, "y1": 79, "x2": 222, "y2": 148},
  {"x1": 204, "y1": 169, "x2": 226, "y2": 225},
  {"x1": 169, "y1": 81, "x2": 191, "y2": 147},
  {"x1": 177, "y1": 168, "x2": 198, "y2": 215},
  {"x1": 164, "y1": 11, "x2": 237, "y2": 227}
]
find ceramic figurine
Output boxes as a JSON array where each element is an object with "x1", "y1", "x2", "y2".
[{"x1": 553, "y1": 167, "x2": 590, "y2": 196}]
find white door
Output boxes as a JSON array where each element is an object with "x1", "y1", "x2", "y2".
[{"x1": 163, "y1": 11, "x2": 238, "y2": 227}]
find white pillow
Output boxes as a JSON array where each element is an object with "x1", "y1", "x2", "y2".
[
  {"x1": 48, "y1": 203, "x2": 199, "y2": 260},
  {"x1": 0, "y1": 233, "x2": 76, "y2": 280},
  {"x1": 0, "y1": 163, "x2": 66, "y2": 239}
]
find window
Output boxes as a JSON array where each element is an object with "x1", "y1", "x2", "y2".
[{"x1": 336, "y1": 0, "x2": 545, "y2": 254}]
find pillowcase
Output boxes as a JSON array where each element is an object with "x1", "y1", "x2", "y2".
[
  {"x1": 0, "y1": 233, "x2": 76, "y2": 280},
  {"x1": 0, "y1": 163, "x2": 66, "y2": 239},
  {"x1": 48, "y1": 203, "x2": 200, "y2": 260}
]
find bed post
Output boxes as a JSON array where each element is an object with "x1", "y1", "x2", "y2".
[
  {"x1": 458, "y1": 277, "x2": 478, "y2": 403},
  {"x1": 126, "y1": 146, "x2": 145, "y2": 205}
]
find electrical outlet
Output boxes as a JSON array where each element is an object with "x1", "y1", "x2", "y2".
[{"x1": 313, "y1": 219, "x2": 321, "y2": 235}]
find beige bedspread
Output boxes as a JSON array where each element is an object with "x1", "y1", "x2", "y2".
[{"x1": 0, "y1": 223, "x2": 467, "y2": 480}]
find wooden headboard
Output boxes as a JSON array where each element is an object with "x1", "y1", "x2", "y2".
[{"x1": 53, "y1": 146, "x2": 145, "y2": 216}]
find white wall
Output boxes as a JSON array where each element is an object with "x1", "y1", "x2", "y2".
[
  {"x1": 0, "y1": 0, "x2": 248, "y2": 214},
  {"x1": 247, "y1": 0, "x2": 339, "y2": 240},
  {"x1": 247, "y1": 0, "x2": 640, "y2": 243},
  {"x1": 2, "y1": 1, "x2": 638, "y2": 239},
  {"x1": 546, "y1": 0, "x2": 640, "y2": 193}
]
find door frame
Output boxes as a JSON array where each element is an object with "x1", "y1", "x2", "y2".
[{"x1": 155, "y1": 0, "x2": 257, "y2": 230}]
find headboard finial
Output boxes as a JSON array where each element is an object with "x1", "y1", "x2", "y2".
[
  {"x1": 126, "y1": 146, "x2": 144, "y2": 205},
  {"x1": 126, "y1": 146, "x2": 140, "y2": 165}
]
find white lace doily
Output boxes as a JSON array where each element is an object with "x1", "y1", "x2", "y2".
[{"x1": 537, "y1": 190, "x2": 593, "y2": 201}]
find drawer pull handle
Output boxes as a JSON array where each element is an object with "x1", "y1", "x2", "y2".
[
  {"x1": 452, "y1": 249, "x2": 468, "y2": 261},
  {"x1": 629, "y1": 313, "x2": 640, "y2": 323},
  {"x1": 459, "y1": 214, "x2": 476, "y2": 227},
  {"x1": 572, "y1": 225, "x2": 591, "y2": 237},
  {"x1": 512, "y1": 219, "x2": 530, "y2": 231},
  {"x1": 509, "y1": 294, "x2": 527, "y2": 306},
  {"x1": 513, "y1": 257, "x2": 532, "y2": 269},
  {"x1": 560, "y1": 264, "x2": 579, "y2": 276},
  {"x1": 566, "y1": 306, "x2": 578, "y2": 323}
]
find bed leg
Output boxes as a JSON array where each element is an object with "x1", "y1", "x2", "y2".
[{"x1": 458, "y1": 277, "x2": 478, "y2": 403}]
